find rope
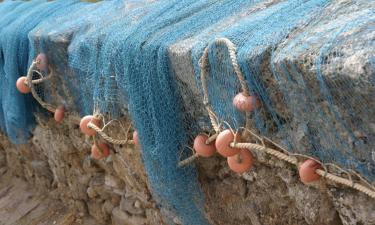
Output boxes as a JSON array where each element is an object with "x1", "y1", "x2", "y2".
[
  {"x1": 24, "y1": 73, "x2": 51, "y2": 85},
  {"x1": 231, "y1": 142, "x2": 299, "y2": 165},
  {"x1": 200, "y1": 47, "x2": 221, "y2": 133},
  {"x1": 87, "y1": 122, "x2": 134, "y2": 145},
  {"x1": 214, "y1": 38, "x2": 249, "y2": 94},
  {"x1": 232, "y1": 142, "x2": 375, "y2": 199},
  {"x1": 315, "y1": 169, "x2": 375, "y2": 199},
  {"x1": 199, "y1": 38, "x2": 251, "y2": 133},
  {"x1": 26, "y1": 61, "x2": 56, "y2": 113},
  {"x1": 205, "y1": 133, "x2": 218, "y2": 145},
  {"x1": 178, "y1": 154, "x2": 199, "y2": 167}
]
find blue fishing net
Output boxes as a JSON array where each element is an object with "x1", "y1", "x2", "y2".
[
  {"x1": 0, "y1": 0, "x2": 374, "y2": 224},
  {"x1": 0, "y1": 0, "x2": 82, "y2": 143}
]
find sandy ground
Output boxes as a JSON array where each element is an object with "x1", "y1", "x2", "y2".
[{"x1": 0, "y1": 171, "x2": 100, "y2": 225}]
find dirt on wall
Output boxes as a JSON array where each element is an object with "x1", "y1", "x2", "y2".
[{"x1": 0, "y1": 113, "x2": 374, "y2": 225}]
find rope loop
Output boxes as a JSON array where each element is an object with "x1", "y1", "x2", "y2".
[
  {"x1": 26, "y1": 60, "x2": 56, "y2": 113},
  {"x1": 26, "y1": 59, "x2": 134, "y2": 146},
  {"x1": 200, "y1": 38, "x2": 252, "y2": 133}
]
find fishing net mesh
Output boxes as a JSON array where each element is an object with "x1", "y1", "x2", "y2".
[{"x1": 0, "y1": 0, "x2": 374, "y2": 224}]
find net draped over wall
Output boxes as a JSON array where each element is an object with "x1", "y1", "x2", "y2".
[{"x1": 0, "y1": 0, "x2": 374, "y2": 224}]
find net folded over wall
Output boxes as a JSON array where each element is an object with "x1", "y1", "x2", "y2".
[{"x1": 0, "y1": 0, "x2": 374, "y2": 224}]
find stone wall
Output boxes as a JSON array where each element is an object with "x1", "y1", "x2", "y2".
[
  {"x1": 0, "y1": 115, "x2": 164, "y2": 225},
  {"x1": 0, "y1": 113, "x2": 374, "y2": 225}
]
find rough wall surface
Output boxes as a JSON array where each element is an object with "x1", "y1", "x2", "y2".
[
  {"x1": 0, "y1": 115, "x2": 164, "y2": 225},
  {"x1": 0, "y1": 114, "x2": 374, "y2": 225}
]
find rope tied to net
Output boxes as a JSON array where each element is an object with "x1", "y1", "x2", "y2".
[
  {"x1": 186, "y1": 37, "x2": 375, "y2": 200},
  {"x1": 26, "y1": 59, "x2": 134, "y2": 146},
  {"x1": 178, "y1": 38, "x2": 257, "y2": 165},
  {"x1": 199, "y1": 38, "x2": 252, "y2": 133},
  {"x1": 26, "y1": 60, "x2": 57, "y2": 113},
  {"x1": 87, "y1": 114, "x2": 134, "y2": 145}
]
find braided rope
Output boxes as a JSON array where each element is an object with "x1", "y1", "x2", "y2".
[
  {"x1": 205, "y1": 133, "x2": 218, "y2": 145},
  {"x1": 24, "y1": 74, "x2": 51, "y2": 85},
  {"x1": 231, "y1": 142, "x2": 298, "y2": 165},
  {"x1": 232, "y1": 142, "x2": 375, "y2": 199},
  {"x1": 315, "y1": 169, "x2": 375, "y2": 199},
  {"x1": 26, "y1": 61, "x2": 56, "y2": 113},
  {"x1": 178, "y1": 154, "x2": 199, "y2": 167},
  {"x1": 215, "y1": 38, "x2": 249, "y2": 94},
  {"x1": 200, "y1": 47, "x2": 221, "y2": 133},
  {"x1": 87, "y1": 122, "x2": 134, "y2": 145},
  {"x1": 200, "y1": 38, "x2": 251, "y2": 133}
]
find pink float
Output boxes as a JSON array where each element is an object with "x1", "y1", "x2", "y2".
[
  {"x1": 16, "y1": 76, "x2": 30, "y2": 94},
  {"x1": 35, "y1": 53, "x2": 48, "y2": 71},
  {"x1": 54, "y1": 106, "x2": 65, "y2": 123},
  {"x1": 215, "y1": 129, "x2": 240, "y2": 157},
  {"x1": 193, "y1": 134, "x2": 216, "y2": 157},
  {"x1": 80, "y1": 115, "x2": 101, "y2": 136},
  {"x1": 233, "y1": 92, "x2": 259, "y2": 112},
  {"x1": 91, "y1": 142, "x2": 110, "y2": 160},
  {"x1": 299, "y1": 159, "x2": 322, "y2": 184},
  {"x1": 227, "y1": 149, "x2": 254, "y2": 173},
  {"x1": 133, "y1": 131, "x2": 139, "y2": 146}
]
